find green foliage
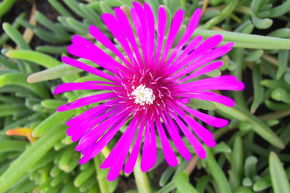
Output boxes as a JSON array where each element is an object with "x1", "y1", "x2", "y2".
[
  {"x1": 0, "y1": 0, "x2": 289, "y2": 192},
  {"x1": 269, "y1": 152, "x2": 290, "y2": 193}
]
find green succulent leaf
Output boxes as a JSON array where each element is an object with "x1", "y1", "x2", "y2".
[
  {"x1": 269, "y1": 152, "x2": 290, "y2": 193},
  {"x1": 0, "y1": 125, "x2": 66, "y2": 193},
  {"x1": 5, "y1": 50, "x2": 61, "y2": 68},
  {"x1": 216, "y1": 103, "x2": 284, "y2": 149}
]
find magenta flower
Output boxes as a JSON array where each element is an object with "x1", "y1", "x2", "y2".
[{"x1": 54, "y1": 2, "x2": 244, "y2": 180}]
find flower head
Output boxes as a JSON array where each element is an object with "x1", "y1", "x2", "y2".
[{"x1": 54, "y1": 2, "x2": 244, "y2": 180}]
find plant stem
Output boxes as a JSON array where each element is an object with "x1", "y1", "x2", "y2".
[
  {"x1": 133, "y1": 157, "x2": 152, "y2": 193},
  {"x1": 180, "y1": 0, "x2": 186, "y2": 9},
  {"x1": 93, "y1": 156, "x2": 110, "y2": 193},
  {"x1": 194, "y1": 30, "x2": 290, "y2": 49},
  {"x1": 204, "y1": 147, "x2": 232, "y2": 193},
  {"x1": 202, "y1": 0, "x2": 238, "y2": 29},
  {"x1": 214, "y1": 125, "x2": 237, "y2": 140},
  {"x1": 202, "y1": 0, "x2": 209, "y2": 15},
  {"x1": 185, "y1": 156, "x2": 199, "y2": 175},
  {"x1": 259, "y1": 109, "x2": 290, "y2": 121}
]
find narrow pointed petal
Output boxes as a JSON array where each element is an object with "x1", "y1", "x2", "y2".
[
  {"x1": 101, "y1": 13, "x2": 137, "y2": 67},
  {"x1": 156, "y1": 119, "x2": 178, "y2": 166},
  {"x1": 68, "y1": 35, "x2": 128, "y2": 73},
  {"x1": 191, "y1": 34, "x2": 223, "y2": 57},
  {"x1": 107, "y1": 161, "x2": 123, "y2": 181},
  {"x1": 141, "y1": 121, "x2": 157, "y2": 172},
  {"x1": 54, "y1": 81, "x2": 119, "y2": 95},
  {"x1": 161, "y1": 9, "x2": 184, "y2": 65},
  {"x1": 78, "y1": 114, "x2": 129, "y2": 164},
  {"x1": 166, "y1": 7, "x2": 202, "y2": 67},
  {"x1": 170, "y1": 112, "x2": 206, "y2": 159},
  {"x1": 178, "y1": 102, "x2": 229, "y2": 128},
  {"x1": 69, "y1": 106, "x2": 118, "y2": 142},
  {"x1": 143, "y1": 3, "x2": 155, "y2": 62},
  {"x1": 131, "y1": 2, "x2": 149, "y2": 64},
  {"x1": 176, "y1": 8, "x2": 202, "y2": 48},
  {"x1": 100, "y1": 117, "x2": 138, "y2": 168},
  {"x1": 155, "y1": 6, "x2": 167, "y2": 64},
  {"x1": 178, "y1": 92, "x2": 235, "y2": 107},
  {"x1": 167, "y1": 35, "x2": 203, "y2": 73},
  {"x1": 171, "y1": 34, "x2": 223, "y2": 72},
  {"x1": 184, "y1": 116, "x2": 216, "y2": 148},
  {"x1": 66, "y1": 101, "x2": 116, "y2": 126},
  {"x1": 180, "y1": 61, "x2": 223, "y2": 82},
  {"x1": 162, "y1": 113, "x2": 192, "y2": 160},
  {"x1": 114, "y1": 8, "x2": 143, "y2": 66},
  {"x1": 168, "y1": 102, "x2": 216, "y2": 147},
  {"x1": 75, "y1": 108, "x2": 121, "y2": 151},
  {"x1": 57, "y1": 92, "x2": 116, "y2": 112},
  {"x1": 100, "y1": 117, "x2": 139, "y2": 181},
  {"x1": 170, "y1": 42, "x2": 233, "y2": 79},
  {"x1": 89, "y1": 25, "x2": 132, "y2": 68},
  {"x1": 124, "y1": 122, "x2": 145, "y2": 174},
  {"x1": 178, "y1": 75, "x2": 245, "y2": 91},
  {"x1": 61, "y1": 56, "x2": 117, "y2": 82}
]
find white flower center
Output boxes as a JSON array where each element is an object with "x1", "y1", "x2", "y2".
[{"x1": 131, "y1": 84, "x2": 155, "y2": 105}]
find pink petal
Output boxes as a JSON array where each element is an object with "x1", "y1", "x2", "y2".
[
  {"x1": 68, "y1": 105, "x2": 117, "y2": 142},
  {"x1": 178, "y1": 101, "x2": 229, "y2": 128},
  {"x1": 57, "y1": 92, "x2": 116, "y2": 111},
  {"x1": 179, "y1": 91, "x2": 235, "y2": 107},
  {"x1": 78, "y1": 114, "x2": 129, "y2": 164},
  {"x1": 170, "y1": 112, "x2": 206, "y2": 159},
  {"x1": 131, "y1": 2, "x2": 149, "y2": 64},
  {"x1": 75, "y1": 108, "x2": 121, "y2": 151},
  {"x1": 106, "y1": 159, "x2": 123, "y2": 181},
  {"x1": 161, "y1": 9, "x2": 184, "y2": 65},
  {"x1": 66, "y1": 100, "x2": 116, "y2": 126},
  {"x1": 141, "y1": 121, "x2": 157, "y2": 172},
  {"x1": 165, "y1": 8, "x2": 202, "y2": 67},
  {"x1": 61, "y1": 56, "x2": 117, "y2": 82},
  {"x1": 156, "y1": 119, "x2": 178, "y2": 167},
  {"x1": 172, "y1": 34, "x2": 223, "y2": 71},
  {"x1": 169, "y1": 42, "x2": 233, "y2": 79},
  {"x1": 53, "y1": 81, "x2": 120, "y2": 95},
  {"x1": 114, "y1": 7, "x2": 143, "y2": 67},
  {"x1": 155, "y1": 6, "x2": 167, "y2": 64},
  {"x1": 162, "y1": 113, "x2": 192, "y2": 160},
  {"x1": 167, "y1": 35, "x2": 203, "y2": 73},
  {"x1": 124, "y1": 121, "x2": 146, "y2": 174},
  {"x1": 100, "y1": 116, "x2": 139, "y2": 181},
  {"x1": 168, "y1": 101, "x2": 216, "y2": 148},
  {"x1": 67, "y1": 35, "x2": 128, "y2": 73},
  {"x1": 144, "y1": 3, "x2": 155, "y2": 64},
  {"x1": 180, "y1": 61, "x2": 223, "y2": 82},
  {"x1": 178, "y1": 75, "x2": 245, "y2": 91},
  {"x1": 101, "y1": 13, "x2": 137, "y2": 68},
  {"x1": 185, "y1": 117, "x2": 216, "y2": 148},
  {"x1": 89, "y1": 25, "x2": 132, "y2": 68},
  {"x1": 191, "y1": 34, "x2": 223, "y2": 57},
  {"x1": 176, "y1": 8, "x2": 202, "y2": 49}
]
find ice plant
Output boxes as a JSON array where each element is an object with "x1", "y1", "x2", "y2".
[{"x1": 54, "y1": 2, "x2": 244, "y2": 180}]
